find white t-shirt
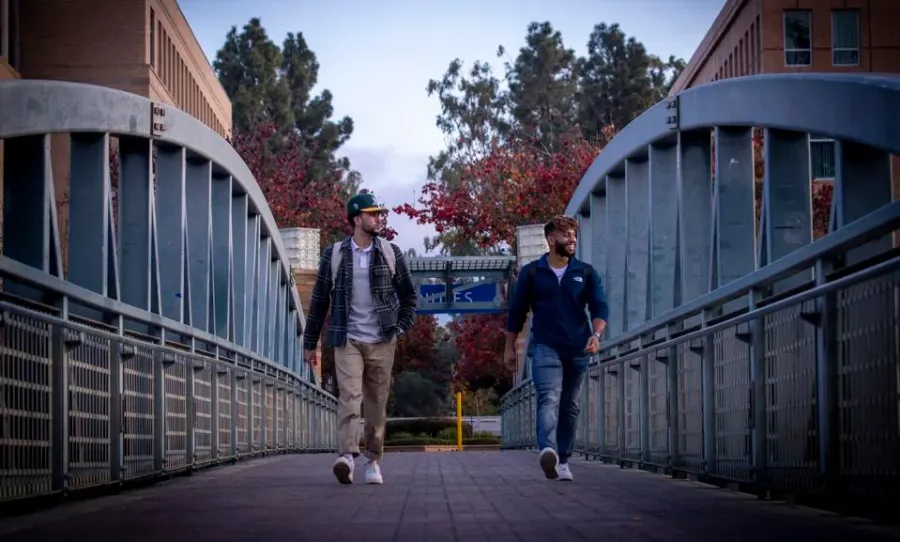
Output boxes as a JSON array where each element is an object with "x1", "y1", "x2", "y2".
[{"x1": 550, "y1": 264, "x2": 568, "y2": 284}]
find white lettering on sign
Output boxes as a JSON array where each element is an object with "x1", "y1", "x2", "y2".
[{"x1": 428, "y1": 290, "x2": 475, "y2": 304}]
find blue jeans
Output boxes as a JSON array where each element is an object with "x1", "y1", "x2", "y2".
[{"x1": 530, "y1": 343, "x2": 590, "y2": 463}]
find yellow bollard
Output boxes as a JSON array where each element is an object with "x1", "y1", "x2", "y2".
[{"x1": 456, "y1": 391, "x2": 463, "y2": 451}]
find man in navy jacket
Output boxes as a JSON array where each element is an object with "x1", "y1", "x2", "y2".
[{"x1": 504, "y1": 215, "x2": 609, "y2": 481}]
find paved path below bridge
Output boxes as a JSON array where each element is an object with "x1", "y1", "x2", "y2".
[{"x1": 1, "y1": 451, "x2": 898, "y2": 542}]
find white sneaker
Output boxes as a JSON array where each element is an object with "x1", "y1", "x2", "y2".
[
  {"x1": 365, "y1": 459, "x2": 383, "y2": 485},
  {"x1": 539, "y1": 447, "x2": 559, "y2": 480},
  {"x1": 333, "y1": 455, "x2": 354, "y2": 484},
  {"x1": 556, "y1": 463, "x2": 573, "y2": 481}
]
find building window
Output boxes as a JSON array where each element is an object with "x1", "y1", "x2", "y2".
[
  {"x1": 784, "y1": 10, "x2": 812, "y2": 66},
  {"x1": 1, "y1": 0, "x2": 19, "y2": 70},
  {"x1": 150, "y1": 8, "x2": 156, "y2": 68},
  {"x1": 809, "y1": 134, "x2": 836, "y2": 180},
  {"x1": 832, "y1": 10, "x2": 859, "y2": 66}
]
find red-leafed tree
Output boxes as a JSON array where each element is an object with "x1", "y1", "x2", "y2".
[
  {"x1": 395, "y1": 125, "x2": 613, "y2": 252},
  {"x1": 394, "y1": 314, "x2": 439, "y2": 374},
  {"x1": 449, "y1": 313, "x2": 514, "y2": 395},
  {"x1": 232, "y1": 121, "x2": 396, "y2": 242}
]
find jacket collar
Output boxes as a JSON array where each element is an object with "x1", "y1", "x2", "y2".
[{"x1": 535, "y1": 253, "x2": 585, "y2": 270}]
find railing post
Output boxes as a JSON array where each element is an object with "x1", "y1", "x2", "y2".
[
  {"x1": 50, "y1": 321, "x2": 71, "y2": 492},
  {"x1": 747, "y1": 288, "x2": 768, "y2": 482},
  {"x1": 596, "y1": 363, "x2": 606, "y2": 457},
  {"x1": 638, "y1": 356, "x2": 651, "y2": 464},
  {"x1": 666, "y1": 344, "x2": 680, "y2": 469},
  {"x1": 616, "y1": 360, "x2": 626, "y2": 461},
  {"x1": 211, "y1": 363, "x2": 222, "y2": 462},
  {"x1": 153, "y1": 350, "x2": 166, "y2": 473},
  {"x1": 699, "y1": 310, "x2": 717, "y2": 475},
  {"x1": 186, "y1": 359, "x2": 196, "y2": 468},
  {"x1": 110, "y1": 341, "x2": 128, "y2": 483},
  {"x1": 814, "y1": 257, "x2": 840, "y2": 491}
]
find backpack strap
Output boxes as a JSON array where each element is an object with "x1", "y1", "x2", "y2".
[
  {"x1": 331, "y1": 238, "x2": 397, "y2": 282},
  {"x1": 375, "y1": 237, "x2": 397, "y2": 277},
  {"x1": 330, "y1": 241, "x2": 343, "y2": 283}
]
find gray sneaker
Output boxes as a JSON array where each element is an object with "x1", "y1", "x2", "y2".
[
  {"x1": 333, "y1": 455, "x2": 354, "y2": 484},
  {"x1": 539, "y1": 447, "x2": 559, "y2": 480}
]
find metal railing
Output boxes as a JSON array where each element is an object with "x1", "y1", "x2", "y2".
[
  {"x1": 0, "y1": 80, "x2": 338, "y2": 503},
  {"x1": 500, "y1": 73, "x2": 900, "y2": 512}
]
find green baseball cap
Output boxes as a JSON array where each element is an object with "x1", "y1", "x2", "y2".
[{"x1": 347, "y1": 192, "x2": 388, "y2": 218}]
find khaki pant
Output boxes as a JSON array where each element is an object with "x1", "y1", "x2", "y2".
[{"x1": 335, "y1": 337, "x2": 396, "y2": 461}]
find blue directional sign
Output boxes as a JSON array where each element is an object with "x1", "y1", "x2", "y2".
[{"x1": 417, "y1": 282, "x2": 504, "y2": 315}]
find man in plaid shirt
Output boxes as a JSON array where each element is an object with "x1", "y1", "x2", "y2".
[{"x1": 303, "y1": 192, "x2": 418, "y2": 485}]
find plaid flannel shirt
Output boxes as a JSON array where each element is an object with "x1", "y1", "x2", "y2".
[{"x1": 302, "y1": 237, "x2": 418, "y2": 350}]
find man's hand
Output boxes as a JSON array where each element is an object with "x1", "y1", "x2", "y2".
[
  {"x1": 503, "y1": 344, "x2": 517, "y2": 368},
  {"x1": 584, "y1": 334, "x2": 600, "y2": 355},
  {"x1": 304, "y1": 349, "x2": 318, "y2": 368}
]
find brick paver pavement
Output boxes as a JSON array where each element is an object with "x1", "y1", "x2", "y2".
[{"x1": 1, "y1": 451, "x2": 898, "y2": 542}]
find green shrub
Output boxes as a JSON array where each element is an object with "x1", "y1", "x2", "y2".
[
  {"x1": 382, "y1": 436, "x2": 501, "y2": 447},
  {"x1": 436, "y1": 427, "x2": 458, "y2": 441},
  {"x1": 385, "y1": 418, "x2": 472, "y2": 439}
]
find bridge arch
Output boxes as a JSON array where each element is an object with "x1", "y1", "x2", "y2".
[{"x1": 0, "y1": 79, "x2": 308, "y2": 365}]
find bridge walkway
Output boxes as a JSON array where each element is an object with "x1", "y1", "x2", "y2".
[{"x1": 1, "y1": 452, "x2": 896, "y2": 542}]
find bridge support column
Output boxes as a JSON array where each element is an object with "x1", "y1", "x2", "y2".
[
  {"x1": 648, "y1": 143, "x2": 677, "y2": 330},
  {"x1": 678, "y1": 131, "x2": 713, "y2": 327},
  {"x1": 762, "y1": 129, "x2": 812, "y2": 293},
  {"x1": 606, "y1": 173, "x2": 627, "y2": 338},
  {"x1": 713, "y1": 127, "x2": 757, "y2": 316}
]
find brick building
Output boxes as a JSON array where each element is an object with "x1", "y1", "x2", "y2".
[
  {"x1": 670, "y1": 0, "x2": 900, "y2": 192},
  {"x1": 1, "y1": 0, "x2": 233, "y2": 240},
  {"x1": 2, "y1": 0, "x2": 230, "y2": 136}
]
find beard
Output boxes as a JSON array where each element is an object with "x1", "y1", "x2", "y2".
[
  {"x1": 553, "y1": 240, "x2": 576, "y2": 257},
  {"x1": 362, "y1": 223, "x2": 381, "y2": 237}
]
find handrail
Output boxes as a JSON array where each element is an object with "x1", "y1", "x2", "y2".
[{"x1": 500, "y1": 203, "x2": 900, "y2": 402}]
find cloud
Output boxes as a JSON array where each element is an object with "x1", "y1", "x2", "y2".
[{"x1": 342, "y1": 145, "x2": 439, "y2": 255}]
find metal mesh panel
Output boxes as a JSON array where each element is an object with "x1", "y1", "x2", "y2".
[
  {"x1": 163, "y1": 357, "x2": 188, "y2": 470},
  {"x1": 192, "y1": 358, "x2": 213, "y2": 464},
  {"x1": 283, "y1": 391, "x2": 294, "y2": 448},
  {"x1": 602, "y1": 368, "x2": 619, "y2": 456},
  {"x1": 713, "y1": 326, "x2": 752, "y2": 481},
  {"x1": 66, "y1": 331, "x2": 111, "y2": 489},
  {"x1": 584, "y1": 366, "x2": 601, "y2": 453},
  {"x1": 836, "y1": 272, "x2": 900, "y2": 500},
  {"x1": 265, "y1": 380, "x2": 274, "y2": 450},
  {"x1": 217, "y1": 368, "x2": 232, "y2": 457},
  {"x1": 623, "y1": 360, "x2": 642, "y2": 460},
  {"x1": 647, "y1": 353, "x2": 669, "y2": 465},
  {"x1": 122, "y1": 343, "x2": 155, "y2": 479},
  {"x1": 235, "y1": 373, "x2": 250, "y2": 454},
  {"x1": 764, "y1": 300, "x2": 819, "y2": 491},
  {"x1": 676, "y1": 343, "x2": 703, "y2": 471},
  {"x1": 251, "y1": 378, "x2": 263, "y2": 451},
  {"x1": 0, "y1": 312, "x2": 52, "y2": 500},
  {"x1": 275, "y1": 387, "x2": 285, "y2": 450}
]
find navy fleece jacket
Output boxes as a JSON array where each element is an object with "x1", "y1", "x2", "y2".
[{"x1": 506, "y1": 254, "x2": 609, "y2": 356}]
